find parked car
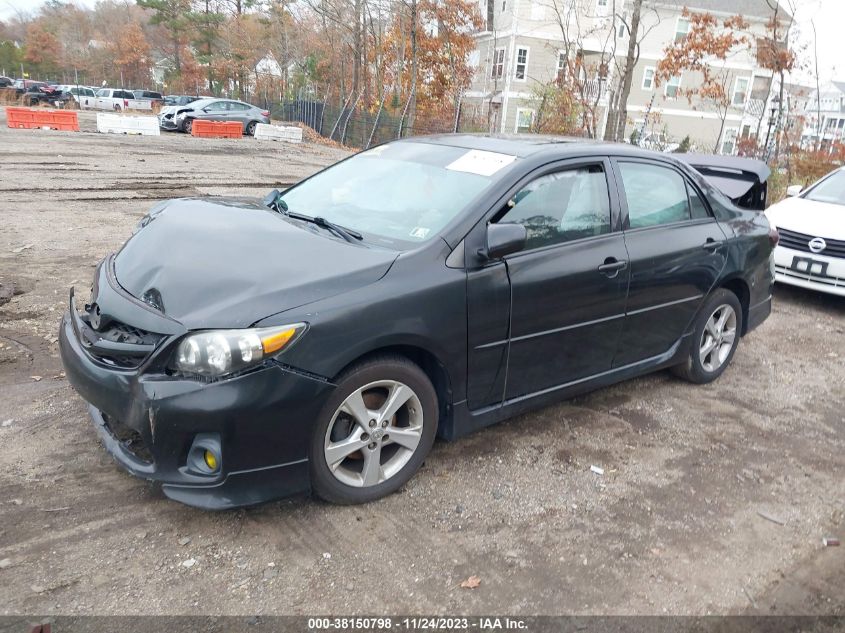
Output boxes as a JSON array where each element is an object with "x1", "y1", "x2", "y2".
[
  {"x1": 158, "y1": 97, "x2": 270, "y2": 135},
  {"x1": 163, "y1": 94, "x2": 205, "y2": 107},
  {"x1": 765, "y1": 167, "x2": 845, "y2": 296},
  {"x1": 55, "y1": 85, "x2": 97, "y2": 109},
  {"x1": 0, "y1": 76, "x2": 12, "y2": 88},
  {"x1": 23, "y1": 84, "x2": 72, "y2": 107},
  {"x1": 133, "y1": 90, "x2": 164, "y2": 107},
  {"x1": 60, "y1": 137, "x2": 775, "y2": 509},
  {"x1": 636, "y1": 130, "x2": 681, "y2": 153},
  {"x1": 93, "y1": 88, "x2": 138, "y2": 111}
]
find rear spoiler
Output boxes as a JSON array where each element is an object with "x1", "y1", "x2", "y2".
[{"x1": 675, "y1": 154, "x2": 770, "y2": 211}]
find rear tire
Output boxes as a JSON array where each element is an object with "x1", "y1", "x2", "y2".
[
  {"x1": 672, "y1": 288, "x2": 743, "y2": 384},
  {"x1": 310, "y1": 356, "x2": 438, "y2": 504}
]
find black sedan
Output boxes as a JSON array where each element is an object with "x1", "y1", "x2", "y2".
[{"x1": 60, "y1": 136, "x2": 776, "y2": 508}]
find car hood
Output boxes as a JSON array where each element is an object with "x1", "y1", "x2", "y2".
[
  {"x1": 113, "y1": 198, "x2": 399, "y2": 329},
  {"x1": 766, "y1": 196, "x2": 845, "y2": 240}
]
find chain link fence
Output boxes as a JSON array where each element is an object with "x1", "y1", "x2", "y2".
[{"x1": 272, "y1": 98, "x2": 489, "y2": 149}]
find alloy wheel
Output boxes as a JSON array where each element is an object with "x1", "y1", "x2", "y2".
[
  {"x1": 323, "y1": 380, "x2": 424, "y2": 488},
  {"x1": 699, "y1": 304, "x2": 737, "y2": 372}
]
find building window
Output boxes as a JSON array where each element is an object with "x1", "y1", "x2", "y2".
[
  {"x1": 515, "y1": 46, "x2": 529, "y2": 80},
  {"x1": 618, "y1": 12, "x2": 627, "y2": 38},
  {"x1": 502, "y1": 0, "x2": 506, "y2": 11},
  {"x1": 642, "y1": 67, "x2": 655, "y2": 90},
  {"x1": 486, "y1": 0, "x2": 494, "y2": 31},
  {"x1": 515, "y1": 107, "x2": 535, "y2": 133},
  {"x1": 665, "y1": 74, "x2": 681, "y2": 99},
  {"x1": 675, "y1": 17, "x2": 690, "y2": 42},
  {"x1": 556, "y1": 51, "x2": 567, "y2": 82},
  {"x1": 721, "y1": 127, "x2": 738, "y2": 155},
  {"x1": 491, "y1": 48, "x2": 505, "y2": 79},
  {"x1": 732, "y1": 76, "x2": 750, "y2": 107},
  {"x1": 596, "y1": 0, "x2": 609, "y2": 15}
]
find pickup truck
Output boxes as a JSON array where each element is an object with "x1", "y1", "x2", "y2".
[
  {"x1": 93, "y1": 88, "x2": 151, "y2": 112},
  {"x1": 56, "y1": 85, "x2": 97, "y2": 109}
]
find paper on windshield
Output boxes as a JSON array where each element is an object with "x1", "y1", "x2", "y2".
[{"x1": 446, "y1": 150, "x2": 516, "y2": 177}]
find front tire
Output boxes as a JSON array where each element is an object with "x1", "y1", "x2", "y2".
[
  {"x1": 182, "y1": 118, "x2": 194, "y2": 135},
  {"x1": 310, "y1": 356, "x2": 438, "y2": 504},
  {"x1": 246, "y1": 121, "x2": 257, "y2": 136},
  {"x1": 672, "y1": 288, "x2": 743, "y2": 384}
]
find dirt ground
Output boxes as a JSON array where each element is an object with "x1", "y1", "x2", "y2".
[{"x1": 1, "y1": 110, "x2": 843, "y2": 617}]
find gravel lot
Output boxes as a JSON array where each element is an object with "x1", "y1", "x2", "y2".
[{"x1": 1, "y1": 110, "x2": 843, "y2": 617}]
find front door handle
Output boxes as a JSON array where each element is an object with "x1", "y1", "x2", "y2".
[
  {"x1": 598, "y1": 258, "x2": 628, "y2": 278},
  {"x1": 703, "y1": 238, "x2": 723, "y2": 251}
]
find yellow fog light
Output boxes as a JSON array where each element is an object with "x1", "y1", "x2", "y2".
[{"x1": 203, "y1": 449, "x2": 219, "y2": 471}]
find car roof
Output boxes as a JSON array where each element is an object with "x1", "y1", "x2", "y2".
[{"x1": 401, "y1": 133, "x2": 659, "y2": 160}]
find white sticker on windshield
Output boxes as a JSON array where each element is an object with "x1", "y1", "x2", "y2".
[
  {"x1": 410, "y1": 227, "x2": 430, "y2": 239},
  {"x1": 446, "y1": 149, "x2": 516, "y2": 177}
]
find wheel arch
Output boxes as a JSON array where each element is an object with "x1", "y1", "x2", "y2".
[
  {"x1": 718, "y1": 276, "x2": 751, "y2": 335},
  {"x1": 331, "y1": 344, "x2": 453, "y2": 432}
]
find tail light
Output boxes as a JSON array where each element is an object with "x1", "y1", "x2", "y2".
[
  {"x1": 124, "y1": 99, "x2": 129, "y2": 107},
  {"x1": 261, "y1": 110, "x2": 270, "y2": 118}
]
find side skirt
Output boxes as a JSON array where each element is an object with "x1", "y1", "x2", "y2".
[{"x1": 440, "y1": 334, "x2": 690, "y2": 441}]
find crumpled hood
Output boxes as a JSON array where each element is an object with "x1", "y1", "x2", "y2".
[
  {"x1": 766, "y1": 196, "x2": 845, "y2": 240},
  {"x1": 114, "y1": 198, "x2": 398, "y2": 329}
]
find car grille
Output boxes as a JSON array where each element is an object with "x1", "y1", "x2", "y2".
[
  {"x1": 101, "y1": 413, "x2": 154, "y2": 464},
  {"x1": 81, "y1": 317, "x2": 165, "y2": 369},
  {"x1": 778, "y1": 228, "x2": 845, "y2": 258}
]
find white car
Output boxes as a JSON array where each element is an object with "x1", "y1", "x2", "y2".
[
  {"x1": 765, "y1": 167, "x2": 845, "y2": 296},
  {"x1": 55, "y1": 85, "x2": 96, "y2": 109}
]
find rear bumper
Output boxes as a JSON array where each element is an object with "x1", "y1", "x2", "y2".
[
  {"x1": 747, "y1": 294, "x2": 772, "y2": 332},
  {"x1": 59, "y1": 293, "x2": 334, "y2": 509}
]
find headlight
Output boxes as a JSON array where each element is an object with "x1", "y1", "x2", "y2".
[{"x1": 171, "y1": 323, "x2": 306, "y2": 377}]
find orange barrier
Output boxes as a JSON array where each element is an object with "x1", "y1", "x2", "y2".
[
  {"x1": 6, "y1": 107, "x2": 80, "y2": 131},
  {"x1": 190, "y1": 120, "x2": 243, "y2": 139}
]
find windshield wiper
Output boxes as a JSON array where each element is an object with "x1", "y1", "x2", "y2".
[
  {"x1": 293, "y1": 213, "x2": 363, "y2": 242},
  {"x1": 264, "y1": 189, "x2": 362, "y2": 242}
]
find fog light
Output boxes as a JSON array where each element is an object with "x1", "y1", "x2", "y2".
[{"x1": 204, "y1": 449, "x2": 219, "y2": 471}]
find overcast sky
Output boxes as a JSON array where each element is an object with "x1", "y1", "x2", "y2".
[{"x1": 0, "y1": 0, "x2": 841, "y2": 84}]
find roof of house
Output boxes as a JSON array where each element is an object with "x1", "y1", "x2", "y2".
[{"x1": 650, "y1": 0, "x2": 791, "y2": 21}]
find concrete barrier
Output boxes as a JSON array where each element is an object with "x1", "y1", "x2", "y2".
[
  {"x1": 254, "y1": 123, "x2": 303, "y2": 143},
  {"x1": 96, "y1": 112, "x2": 160, "y2": 136}
]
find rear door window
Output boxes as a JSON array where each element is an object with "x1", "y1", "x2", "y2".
[{"x1": 619, "y1": 162, "x2": 691, "y2": 228}]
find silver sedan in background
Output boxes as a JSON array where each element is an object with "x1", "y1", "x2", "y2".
[{"x1": 159, "y1": 98, "x2": 271, "y2": 135}]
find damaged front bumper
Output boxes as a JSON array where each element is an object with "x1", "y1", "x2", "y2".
[{"x1": 59, "y1": 261, "x2": 334, "y2": 509}]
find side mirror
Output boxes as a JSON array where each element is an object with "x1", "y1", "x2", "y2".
[
  {"x1": 485, "y1": 223, "x2": 527, "y2": 260},
  {"x1": 786, "y1": 184, "x2": 802, "y2": 197}
]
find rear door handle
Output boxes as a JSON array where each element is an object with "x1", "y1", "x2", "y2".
[
  {"x1": 703, "y1": 238, "x2": 723, "y2": 251},
  {"x1": 598, "y1": 258, "x2": 628, "y2": 277}
]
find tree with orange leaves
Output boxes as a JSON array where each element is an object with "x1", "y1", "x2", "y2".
[
  {"x1": 655, "y1": 9, "x2": 749, "y2": 153},
  {"x1": 111, "y1": 22, "x2": 151, "y2": 87},
  {"x1": 23, "y1": 22, "x2": 61, "y2": 77}
]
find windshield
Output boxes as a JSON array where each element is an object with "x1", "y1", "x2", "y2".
[
  {"x1": 279, "y1": 142, "x2": 508, "y2": 249},
  {"x1": 804, "y1": 169, "x2": 845, "y2": 206}
]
